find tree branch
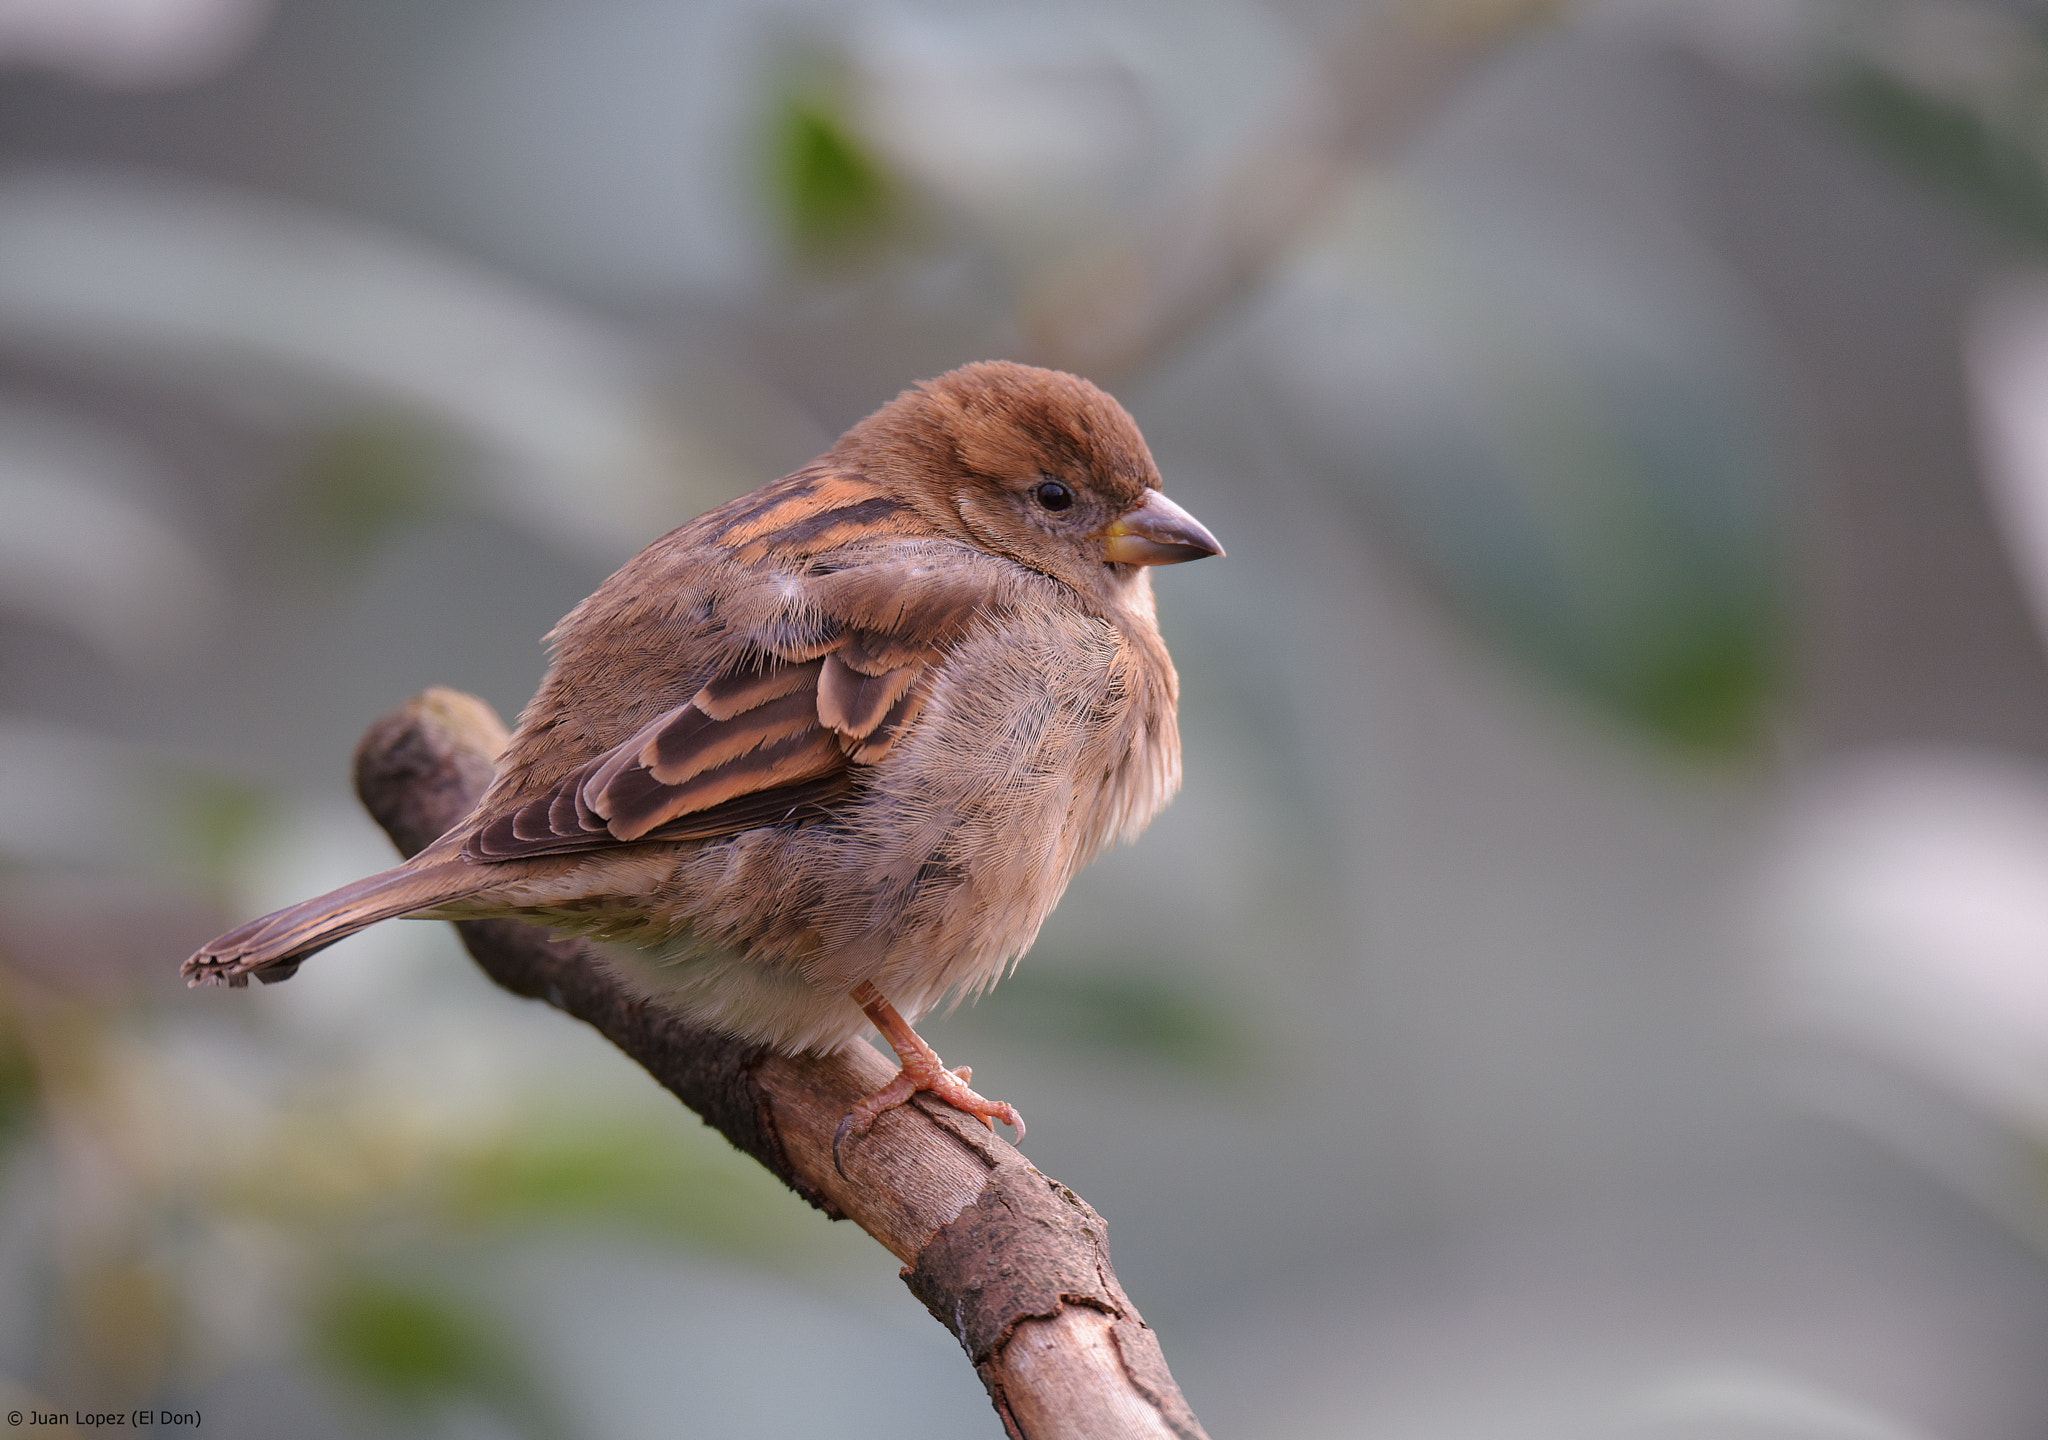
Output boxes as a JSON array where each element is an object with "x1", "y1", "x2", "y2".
[{"x1": 350, "y1": 687, "x2": 1209, "y2": 1440}]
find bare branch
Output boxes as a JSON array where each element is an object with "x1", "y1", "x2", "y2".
[{"x1": 351, "y1": 687, "x2": 1209, "y2": 1440}]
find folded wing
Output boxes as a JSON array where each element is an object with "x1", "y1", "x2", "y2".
[{"x1": 466, "y1": 548, "x2": 992, "y2": 861}]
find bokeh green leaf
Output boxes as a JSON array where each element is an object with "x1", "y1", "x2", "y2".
[
  {"x1": 313, "y1": 1275, "x2": 565, "y2": 1439},
  {"x1": 1830, "y1": 61, "x2": 2048, "y2": 245},
  {"x1": 271, "y1": 416, "x2": 447, "y2": 576},
  {"x1": 440, "y1": 1116, "x2": 828, "y2": 1266},
  {"x1": 770, "y1": 89, "x2": 899, "y2": 259},
  {"x1": 1263, "y1": 188, "x2": 1786, "y2": 754},
  {"x1": 941, "y1": 963, "x2": 1246, "y2": 1077}
]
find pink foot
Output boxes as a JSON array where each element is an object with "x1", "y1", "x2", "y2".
[{"x1": 833, "y1": 982, "x2": 1024, "y2": 1174}]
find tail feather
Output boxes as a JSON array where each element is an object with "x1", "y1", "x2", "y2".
[{"x1": 185, "y1": 858, "x2": 486, "y2": 988}]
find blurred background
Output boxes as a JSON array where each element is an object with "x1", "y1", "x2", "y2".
[{"x1": 11, "y1": 0, "x2": 2048, "y2": 1435}]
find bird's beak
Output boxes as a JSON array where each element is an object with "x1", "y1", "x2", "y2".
[{"x1": 1102, "y1": 490, "x2": 1225, "y2": 566}]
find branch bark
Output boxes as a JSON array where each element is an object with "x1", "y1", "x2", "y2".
[{"x1": 350, "y1": 686, "x2": 1208, "y2": 1440}]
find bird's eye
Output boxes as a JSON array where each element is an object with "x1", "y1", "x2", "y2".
[{"x1": 1033, "y1": 479, "x2": 1074, "y2": 512}]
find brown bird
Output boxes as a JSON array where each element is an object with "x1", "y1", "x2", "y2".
[{"x1": 185, "y1": 360, "x2": 1221, "y2": 1158}]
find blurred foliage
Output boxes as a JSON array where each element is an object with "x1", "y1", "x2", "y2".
[
  {"x1": 769, "y1": 87, "x2": 901, "y2": 260},
  {"x1": 64, "y1": 1257, "x2": 175, "y2": 1403},
  {"x1": 1829, "y1": 63, "x2": 2048, "y2": 244},
  {"x1": 1814, "y1": 1, "x2": 2048, "y2": 250},
  {"x1": 1269, "y1": 194, "x2": 1786, "y2": 756},
  {"x1": 271, "y1": 417, "x2": 447, "y2": 577},
  {"x1": 0, "y1": 978, "x2": 35, "y2": 1143},
  {"x1": 948, "y1": 964, "x2": 1246, "y2": 1077},
  {"x1": 147, "y1": 769, "x2": 273, "y2": 892},
  {"x1": 1452, "y1": 357, "x2": 1783, "y2": 754},
  {"x1": 292, "y1": 1105, "x2": 844, "y2": 1434},
  {"x1": 440, "y1": 1116, "x2": 828, "y2": 1266},
  {"x1": 3, "y1": 983, "x2": 181, "y2": 1406},
  {"x1": 312, "y1": 1275, "x2": 566, "y2": 1440}
]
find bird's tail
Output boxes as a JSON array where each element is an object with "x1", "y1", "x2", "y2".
[{"x1": 184, "y1": 857, "x2": 486, "y2": 988}]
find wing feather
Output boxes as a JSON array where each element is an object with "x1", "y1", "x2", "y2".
[
  {"x1": 692, "y1": 662, "x2": 821, "y2": 720},
  {"x1": 463, "y1": 532, "x2": 1006, "y2": 863},
  {"x1": 599, "y1": 725, "x2": 845, "y2": 840},
  {"x1": 847, "y1": 679, "x2": 932, "y2": 765},
  {"x1": 817, "y1": 649, "x2": 923, "y2": 738},
  {"x1": 639, "y1": 683, "x2": 822, "y2": 786}
]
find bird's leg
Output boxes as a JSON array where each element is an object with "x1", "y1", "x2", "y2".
[{"x1": 833, "y1": 981, "x2": 1024, "y2": 1173}]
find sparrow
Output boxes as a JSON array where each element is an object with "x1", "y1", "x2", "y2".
[{"x1": 184, "y1": 360, "x2": 1222, "y2": 1159}]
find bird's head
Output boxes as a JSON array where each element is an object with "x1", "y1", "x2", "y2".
[{"x1": 839, "y1": 360, "x2": 1223, "y2": 606}]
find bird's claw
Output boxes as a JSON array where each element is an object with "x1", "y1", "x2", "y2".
[{"x1": 830, "y1": 1058, "x2": 1024, "y2": 1177}]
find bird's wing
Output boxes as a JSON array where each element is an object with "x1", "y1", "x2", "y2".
[{"x1": 465, "y1": 542, "x2": 1001, "y2": 861}]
